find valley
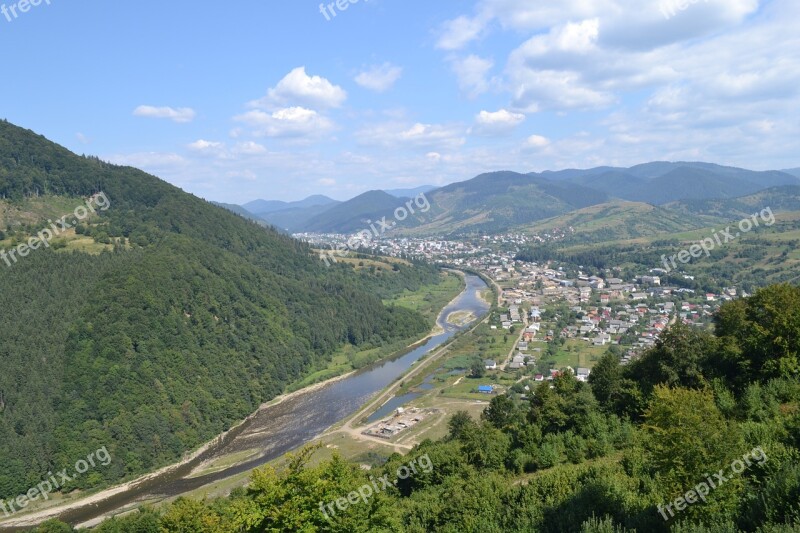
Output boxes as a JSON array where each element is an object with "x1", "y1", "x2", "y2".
[{"x1": 1, "y1": 124, "x2": 799, "y2": 533}]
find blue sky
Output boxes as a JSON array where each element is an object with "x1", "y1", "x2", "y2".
[{"x1": 1, "y1": 0, "x2": 798, "y2": 202}]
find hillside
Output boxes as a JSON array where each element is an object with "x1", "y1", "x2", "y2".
[
  {"x1": 785, "y1": 168, "x2": 800, "y2": 179},
  {"x1": 517, "y1": 200, "x2": 719, "y2": 243},
  {"x1": 259, "y1": 202, "x2": 340, "y2": 232},
  {"x1": 666, "y1": 185, "x2": 800, "y2": 218},
  {"x1": 385, "y1": 185, "x2": 436, "y2": 198},
  {"x1": 210, "y1": 201, "x2": 269, "y2": 226},
  {"x1": 244, "y1": 195, "x2": 339, "y2": 217},
  {"x1": 0, "y1": 120, "x2": 439, "y2": 501},
  {"x1": 403, "y1": 171, "x2": 609, "y2": 236},
  {"x1": 301, "y1": 190, "x2": 412, "y2": 233}
]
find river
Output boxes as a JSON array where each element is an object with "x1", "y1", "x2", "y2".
[{"x1": 2, "y1": 274, "x2": 489, "y2": 530}]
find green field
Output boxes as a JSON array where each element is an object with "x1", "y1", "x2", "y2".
[
  {"x1": 385, "y1": 270, "x2": 465, "y2": 322},
  {"x1": 287, "y1": 269, "x2": 465, "y2": 392}
]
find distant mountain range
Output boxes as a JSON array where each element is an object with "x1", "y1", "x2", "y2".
[
  {"x1": 385, "y1": 185, "x2": 437, "y2": 198},
  {"x1": 218, "y1": 162, "x2": 800, "y2": 236}
]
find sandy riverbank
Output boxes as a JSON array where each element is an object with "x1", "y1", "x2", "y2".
[{"x1": 0, "y1": 369, "x2": 359, "y2": 530}]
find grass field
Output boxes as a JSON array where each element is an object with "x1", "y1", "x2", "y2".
[
  {"x1": 287, "y1": 270, "x2": 465, "y2": 392},
  {"x1": 385, "y1": 270, "x2": 465, "y2": 322}
]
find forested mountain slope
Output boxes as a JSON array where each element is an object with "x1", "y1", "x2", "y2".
[{"x1": 0, "y1": 120, "x2": 438, "y2": 500}]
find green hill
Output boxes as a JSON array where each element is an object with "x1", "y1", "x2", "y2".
[
  {"x1": 302, "y1": 190, "x2": 412, "y2": 233},
  {"x1": 517, "y1": 200, "x2": 719, "y2": 243},
  {"x1": 404, "y1": 171, "x2": 609, "y2": 236},
  {"x1": 666, "y1": 185, "x2": 800, "y2": 218},
  {"x1": 0, "y1": 120, "x2": 439, "y2": 500}
]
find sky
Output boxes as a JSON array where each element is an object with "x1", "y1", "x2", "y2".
[{"x1": 1, "y1": 0, "x2": 798, "y2": 203}]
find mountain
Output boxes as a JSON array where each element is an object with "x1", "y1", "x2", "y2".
[
  {"x1": 666, "y1": 185, "x2": 800, "y2": 219},
  {"x1": 242, "y1": 195, "x2": 342, "y2": 232},
  {"x1": 563, "y1": 170, "x2": 645, "y2": 193},
  {"x1": 301, "y1": 190, "x2": 412, "y2": 233},
  {"x1": 211, "y1": 201, "x2": 268, "y2": 225},
  {"x1": 242, "y1": 198, "x2": 289, "y2": 214},
  {"x1": 404, "y1": 171, "x2": 609, "y2": 235},
  {"x1": 537, "y1": 166, "x2": 620, "y2": 181},
  {"x1": 517, "y1": 200, "x2": 720, "y2": 243},
  {"x1": 244, "y1": 195, "x2": 338, "y2": 217},
  {"x1": 247, "y1": 163, "x2": 800, "y2": 236},
  {"x1": 557, "y1": 163, "x2": 798, "y2": 205},
  {"x1": 624, "y1": 166, "x2": 759, "y2": 204},
  {"x1": 783, "y1": 168, "x2": 800, "y2": 179},
  {"x1": 0, "y1": 120, "x2": 436, "y2": 500},
  {"x1": 385, "y1": 185, "x2": 436, "y2": 198}
]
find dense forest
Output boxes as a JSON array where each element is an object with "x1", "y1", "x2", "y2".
[
  {"x1": 0, "y1": 121, "x2": 441, "y2": 500},
  {"x1": 40, "y1": 283, "x2": 799, "y2": 532}
]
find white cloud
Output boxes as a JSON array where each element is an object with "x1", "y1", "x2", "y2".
[
  {"x1": 357, "y1": 122, "x2": 466, "y2": 151},
  {"x1": 250, "y1": 67, "x2": 347, "y2": 109},
  {"x1": 234, "y1": 107, "x2": 334, "y2": 138},
  {"x1": 318, "y1": 178, "x2": 336, "y2": 186},
  {"x1": 524, "y1": 135, "x2": 551, "y2": 149},
  {"x1": 355, "y1": 63, "x2": 403, "y2": 92},
  {"x1": 188, "y1": 139, "x2": 225, "y2": 154},
  {"x1": 451, "y1": 55, "x2": 494, "y2": 98},
  {"x1": 470, "y1": 109, "x2": 526, "y2": 136},
  {"x1": 436, "y1": 14, "x2": 488, "y2": 50},
  {"x1": 133, "y1": 105, "x2": 196, "y2": 123},
  {"x1": 233, "y1": 141, "x2": 268, "y2": 155}
]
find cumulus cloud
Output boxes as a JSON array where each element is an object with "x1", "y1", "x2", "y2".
[
  {"x1": 355, "y1": 63, "x2": 403, "y2": 92},
  {"x1": 470, "y1": 109, "x2": 525, "y2": 136},
  {"x1": 133, "y1": 105, "x2": 196, "y2": 123},
  {"x1": 188, "y1": 139, "x2": 225, "y2": 153},
  {"x1": 524, "y1": 135, "x2": 551, "y2": 149},
  {"x1": 234, "y1": 107, "x2": 334, "y2": 138},
  {"x1": 249, "y1": 67, "x2": 347, "y2": 109}
]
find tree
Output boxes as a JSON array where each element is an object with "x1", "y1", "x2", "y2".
[
  {"x1": 470, "y1": 360, "x2": 486, "y2": 379},
  {"x1": 642, "y1": 386, "x2": 742, "y2": 521},
  {"x1": 448, "y1": 411, "x2": 478, "y2": 441},
  {"x1": 715, "y1": 284, "x2": 800, "y2": 384},
  {"x1": 482, "y1": 394, "x2": 518, "y2": 429},
  {"x1": 626, "y1": 322, "x2": 714, "y2": 395},
  {"x1": 589, "y1": 353, "x2": 622, "y2": 408}
]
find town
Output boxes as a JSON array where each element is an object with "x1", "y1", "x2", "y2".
[{"x1": 301, "y1": 230, "x2": 744, "y2": 380}]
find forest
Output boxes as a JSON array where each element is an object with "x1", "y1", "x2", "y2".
[
  {"x1": 0, "y1": 120, "x2": 442, "y2": 501},
  {"x1": 34, "y1": 283, "x2": 798, "y2": 532}
]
